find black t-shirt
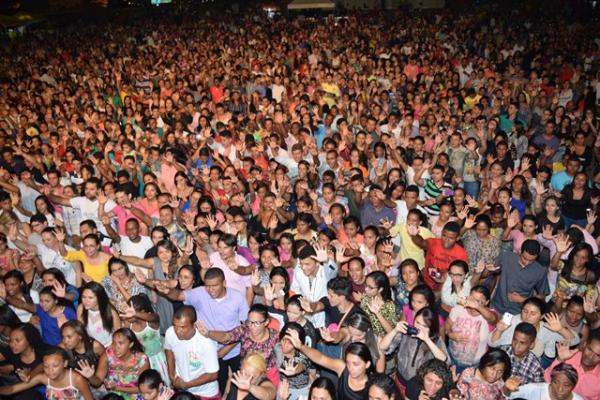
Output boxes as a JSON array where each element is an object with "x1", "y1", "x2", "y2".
[
  {"x1": 319, "y1": 298, "x2": 365, "y2": 327},
  {"x1": 0, "y1": 345, "x2": 47, "y2": 376}
]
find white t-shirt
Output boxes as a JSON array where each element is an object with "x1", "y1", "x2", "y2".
[
  {"x1": 118, "y1": 235, "x2": 153, "y2": 276},
  {"x1": 16, "y1": 181, "x2": 40, "y2": 215},
  {"x1": 11, "y1": 290, "x2": 39, "y2": 322},
  {"x1": 69, "y1": 197, "x2": 116, "y2": 235},
  {"x1": 36, "y1": 244, "x2": 77, "y2": 286},
  {"x1": 164, "y1": 327, "x2": 220, "y2": 397},
  {"x1": 509, "y1": 383, "x2": 582, "y2": 400}
]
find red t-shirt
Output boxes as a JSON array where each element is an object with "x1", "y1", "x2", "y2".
[{"x1": 423, "y1": 238, "x2": 468, "y2": 291}]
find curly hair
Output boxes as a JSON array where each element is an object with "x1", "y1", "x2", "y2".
[{"x1": 416, "y1": 359, "x2": 455, "y2": 400}]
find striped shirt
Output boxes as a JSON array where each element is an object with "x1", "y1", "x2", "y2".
[{"x1": 423, "y1": 179, "x2": 452, "y2": 215}]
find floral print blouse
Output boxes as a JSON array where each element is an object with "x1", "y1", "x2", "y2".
[
  {"x1": 228, "y1": 325, "x2": 279, "y2": 370},
  {"x1": 456, "y1": 367, "x2": 504, "y2": 400}
]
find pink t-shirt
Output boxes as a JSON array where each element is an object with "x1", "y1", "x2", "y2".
[
  {"x1": 448, "y1": 305, "x2": 494, "y2": 366},
  {"x1": 209, "y1": 252, "x2": 251, "y2": 297},
  {"x1": 545, "y1": 352, "x2": 600, "y2": 400},
  {"x1": 160, "y1": 163, "x2": 178, "y2": 193},
  {"x1": 111, "y1": 205, "x2": 147, "y2": 236}
]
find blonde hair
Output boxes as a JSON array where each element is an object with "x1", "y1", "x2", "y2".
[{"x1": 243, "y1": 352, "x2": 267, "y2": 375}]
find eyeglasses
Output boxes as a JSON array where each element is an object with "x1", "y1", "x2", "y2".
[
  {"x1": 233, "y1": 219, "x2": 246, "y2": 224},
  {"x1": 448, "y1": 273, "x2": 465, "y2": 278},
  {"x1": 247, "y1": 320, "x2": 267, "y2": 327}
]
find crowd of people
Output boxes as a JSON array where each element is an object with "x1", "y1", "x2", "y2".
[{"x1": 0, "y1": 3, "x2": 600, "y2": 400}]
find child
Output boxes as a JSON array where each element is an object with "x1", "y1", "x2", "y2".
[
  {"x1": 275, "y1": 323, "x2": 312, "y2": 400},
  {"x1": 36, "y1": 287, "x2": 76, "y2": 346},
  {"x1": 0, "y1": 346, "x2": 93, "y2": 399}
]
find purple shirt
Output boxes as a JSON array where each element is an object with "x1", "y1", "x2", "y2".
[{"x1": 184, "y1": 286, "x2": 249, "y2": 359}]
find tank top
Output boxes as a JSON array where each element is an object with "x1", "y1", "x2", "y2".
[
  {"x1": 46, "y1": 369, "x2": 82, "y2": 400},
  {"x1": 337, "y1": 368, "x2": 368, "y2": 400},
  {"x1": 86, "y1": 309, "x2": 112, "y2": 347}
]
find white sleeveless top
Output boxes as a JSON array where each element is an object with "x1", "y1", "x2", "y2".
[{"x1": 86, "y1": 309, "x2": 112, "y2": 347}]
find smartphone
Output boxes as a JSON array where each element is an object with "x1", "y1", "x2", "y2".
[
  {"x1": 406, "y1": 325, "x2": 419, "y2": 336},
  {"x1": 502, "y1": 312, "x2": 513, "y2": 326}
]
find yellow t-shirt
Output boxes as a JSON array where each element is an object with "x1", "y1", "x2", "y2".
[
  {"x1": 390, "y1": 224, "x2": 434, "y2": 269},
  {"x1": 64, "y1": 250, "x2": 109, "y2": 283}
]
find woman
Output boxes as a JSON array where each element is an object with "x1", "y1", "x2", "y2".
[
  {"x1": 503, "y1": 214, "x2": 539, "y2": 253},
  {"x1": 560, "y1": 172, "x2": 592, "y2": 229},
  {"x1": 102, "y1": 258, "x2": 147, "y2": 313},
  {"x1": 226, "y1": 352, "x2": 276, "y2": 400},
  {"x1": 367, "y1": 374, "x2": 401, "y2": 400},
  {"x1": 286, "y1": 328, "x2": 372, "y2": 400},
  {"x1": 41, "y1": 268, "x2": 79, "y2": 308},
  {"x1": 135, "y1": 183, "x2": 161, "y2": 221},
  {"x1": 34, "y1": 195, "x2": 63, "y2": 227},
  {"x1": 76, "y1": 328, "x2": 150, "y2": 400},
  {"x1": 509, "y1": 175, "x2": 532, "y2": 219},
  {"x1": 1, "y1": 269, "x2": 39, "y2": 323},
  {"x1": 251, "y1": 244, "x2": 282, "y2": 304},
  {"x1": 285, "y1": 295, "x2": 318, "y2": 348},
  {"x1": 508, "y1": 362, "x2": 582, "y2": 400},
  {"x1": 379, "y1": 308, "x2": 448, "y2": 387},
  {"x1": 405, "y1": 359, "x2": 456, "y2": 400},
  {"x1": 121, "y1": 239, "x2": 192, "y2": 334},
  {"x1": 0, "y1": 347, "x2": 93, "y2": 400},
  {"x1": 137, "y1": 368, "x2": 175, "y2": 400},
  {"x1": 401, "y1": 285, "x2": 444, "y2": 330},
  {"x1": 441, "y1": 260, "x2": 474, "y2": 313},
  {"x1": 59, "y1": 231, "x2": 111, "y2": 283},
  {"x1": 198, "y1": 304, "x2": 280, "y2": 384},
  {"x1": 60, "y1": 320, "x2": 105, "y2": 370},
  {"x1": 461, "y1": 214, "x2": 501, "y2": 272},
  {"x1": 360, "y1": 271, "x2": 398, "y2": 336},
  {"x1": 394, "y1": 259, "x2": 422, "y2": 311},
  {"x1": 457, "y1": 349, "x2": 519, "y2": 400},
  {"x1": 359, "y1": 226, "x2": 380, "y2": 273},
  {"x1": 551, "y1": 242, "x2": 596, "y2": 311},
  {"x1": 446, "y1": 286, "x2": 496, "y2": 372},
  {"x1": 35, "y1": 286, "x2": 76, "y2": 346},
  {"x1": 535, "y1": 196, "x2": 565, "y2": 235},
  {"x1": 558, "y1": 296, "x2": 589, "y2": 349},
  {"x1": 275, "y1": 323, "x2": 312, "y2": 400},
  {"x1": 262, "y1": 267, "x2": 292, "y2": 317},
  {"x1": 0, "y1": 232, "x2": 17, "y2": 275},
  {"x1": 428, "y1": 203, "x2": 456, "y2": 239},
  {"x1": 121, "y1": 294, "x2": 170, "y2": 386},
  {"x1": 77, "y1": 281, "x2": 121, "y2": 347}
]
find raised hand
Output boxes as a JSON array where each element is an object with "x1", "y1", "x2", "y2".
[
  {"x1": 473, "y1": 260, "x2": 485, "y2": 275},
  {"x1": 51, "y1": 280, "x2": 66, "y2": 298},
  {"x1": 119, "y1": 303, "x2": 136, "y2": 320},
  {"x1": 76, "y1": 360, "x2": 96, "y2": 379},
  {"x1": 584, "y1": 294, "x2": 598, "y2": 314},
  {"x1": 368, "y1": 296, "x2": 384, "y2": 315},
  {"x1": 507, "y1": 212, "x2": 520, "y2": 229},
  {"x1": 279, "y1": 359, "x2": 299, "y2": 377},
  {"x1": 55, "y1": 227, "x2": 66, "y2": 243},
  {"x1": 313, "y1": 244, "x2": 328, "y2": 263},
  {"x1": 231, "y1": 370, "x2": 252, "y2": 391},
  {"x1": 587, "y1": 209, "x2": 597, "y2": 225},
  {"x1": 463, "y1": 214, "x2": 476, "y2": 230},
  {"x1": 541, "y1": 224, "x2": 554, "y2": 240},
  {"x1": 556, "y1": 341, "x2": 577, "y2": 362},
  {"x1": 553, "y1": 233, "x2": 572, "y2": 253},
  {"x1": 264, "y1": 283, "x2": 276, "y2": 303},
  {"x1": 319, "y1": 327, "x2": 335, "y2": 343},
  {"x1": 543, "y1": 312, "x2": 563, "y2": 332},
  {"x1": 250, "y1": 269, "x2": 261, "y2": 287}
]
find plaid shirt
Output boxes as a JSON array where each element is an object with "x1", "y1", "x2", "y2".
[{"x1": 500, "y1": 345, "x2": 545, "y2": 384}]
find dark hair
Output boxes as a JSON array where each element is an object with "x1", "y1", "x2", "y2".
[
  {"x1": 550, "y1": 362, "x2": 579, "y2": 387},
  {"x1": 43, "y1": 346, "x2": 69, "y2": 362},
  {"x1": 59, "y1": 320, "x2": 98, "y2": 367},
  {"x1": 366, "y1": 271, "x2": 392, "y2": 301},
  {"x1": 108, "y1": 258, "x2": 130, "y2": 277},
  {"x1": 177, "y1": 265, "x2": 201, "y2": 289},
  {"x1": 173, "y1": 305, "x2": 197, "y2": 323},
  {"x1": 415, "y1": 307, "x2": 440, "y2": 338},
  {"x1": 409, "y1": 284, "x2": 435, "y2": 310},
  {"x1": 345, "y1": 313, "x2": 380, "y2": 363},
  {"x1": 101, "y1": 394, "x2": 125, "y2": 400},
  {"x1": 138, "y1": 368, "x2": 164, "y2": 389},
  {"x1": 474, "y1": 214, "x2": 492, "y2": 230},
  {"x1": 448, "y1": 260, "x2": 469, "y2": 294},
  {"x1": 270, "y1": 267, "x2": 291, "y2": 297},
  {"x1": 327, "y1": 277, "x2": 353, "y2": 300},
  {"x1": 249, "y1": 303, "x2": 269, "y2": 321},
  {"x1": 12, "y1": 323, "x2": 44, "y2": 354},
  {"x1": 218, "y1": 233, "x2": 238, "y2": 249},
  {"x1": 443, "y1": 221, "x2": 460, "y2": 235},
  {"x1": 280, "y1": 322, "x2": 306, "y2": 343},
  {"x1": 478, "y1": 349, "x2": 511, "y2": 381},
  {"x1": 368, "y1": 374, "x2": 400, "y2": 400},
  {"x1": 521, "y1": 239, "x2": 540, "y2": 257},
  {"x1": 0, "y1": 304, "x2": 20, "y2": 327},
  {"x1": 80, "y1": 281, "x2": 114, "y2": 332},
  {"x1": 3, "y1": 270, "x2": 33, "y2": 303},
  {"x1": 128, "y1": 294, "x2": 154, "y2": 314},
  {"x1": 344, "y1": 342, "x2": 374, "y2": 375},
  {"x1": 522, "y1": 297, "x2": 545, "y2": 315},
  {"x1": 41, "y1": 268, "x2": 69, "y2": 288},
  {"x1": 562, "y1": 243, "x2": 595, "y2": 282},
  {"x1": 203, "y1": 267, "x2": 225, "y2": 281},
  {"x1": 514, "y1": 322, "x2": 537, "y2": 342},
  {"x1": 113, "y1": 328, "x2": 144, "y2": 354},
  {"x1": 470, "y1": 285, "x2": 491, "y2": 302},
  {"x1": 416, "y1": 359, "x2": 454, "y2": 400},
  {"x1": 169, "y1": 392, "x2": 197, "y2": 400},
  {"x1": 347, "y1": 256, "x2": 365, "y2": 270},
  {"x1": 309, "y1": 377, "x2": 336, "y2": 400}
]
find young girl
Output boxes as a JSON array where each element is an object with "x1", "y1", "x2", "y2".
[
  {"x1": 77, "y1": 281, "x2": 121, "y2": 347},
  {"x1": 402, "y1": 285, "x2": 445, "y2": 334},
  {"x1": 60, "y1": 320, "x2": 104, "y2": 371},
  {"x1": 359, "y1": 226, "x2": 380, "y2": 273},
  {"x1": 285, "y1": 295, "x2": 318, "y2": 349},
  {"x1": 0, "y1": 347, "x2": 93, "y2": 400},
  {"x1": 137, "y1": 368, "x2": 175, "y2": 400},
  {"x1": 275, "y1": 323, "x2": 312, "y2": 400},
  {"x1": 76, "y1": 328, "x2": 149, "y2": 400},
  {"x1": 278, "y1": 233, "x2": 295, "y2": 269},
  {"x1": 360, "y1": 271, "x2": 398, "y2": 336},
  {"x1": 393, "y1": 259, "x2": 421, "y2": 311},
  {"x1": 251, "y1": 244, "x2": 282, "y2": 303},
  {"x1": 36, "y1": 287, "x2": 76, "y2": 346},
  {"x1": 41, "y1": 268, "x2": 80, "y2": 309},
  {"x1": 120, "y1": 294, "x2": 170, "y2": 386},
  {"x1": 1, "y1": 269, "x2": 39, "y2": 323}
]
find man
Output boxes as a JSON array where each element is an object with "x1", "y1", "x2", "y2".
[
  {"x1": 490, "y1": 240, "x2": 550, "y2": 315},
  {"x1": 551, "y1": 156, "x2": 581, "y2": 192},
  {"x1": 408, "y1": 221, "x2": 468, "y2": 293},
  {"x1": 359, "y1": 185, "x2": 395, "y2": 227},
  {"x1": 290, "y1": 245, "x2": 338, "y2": 328},
  {"x1": 158, "y1": 267, "x2": 248, "y2": 393},
  {"x1": 105, "y1": 218, "x2": 153, "y2": 276},
  {"x1": 500, "y1": 322, "x2": 545, "y2": 384},
  {"x1": 418, "y1": 164, "x2": 453, "y2": 216},
  {"x1": 44, "y1": 177, "x2": 116, "y2": 236},
  {"x1": 164, "y1": 306, "x2": 220, "y2": 399},
  {"x1": 545, "y1": 329, "x2": 600, "y2": 400}
]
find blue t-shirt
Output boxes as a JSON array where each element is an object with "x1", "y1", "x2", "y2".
[{"x1": 36, "y1": 304, "x2": 77, "y2": 346}]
